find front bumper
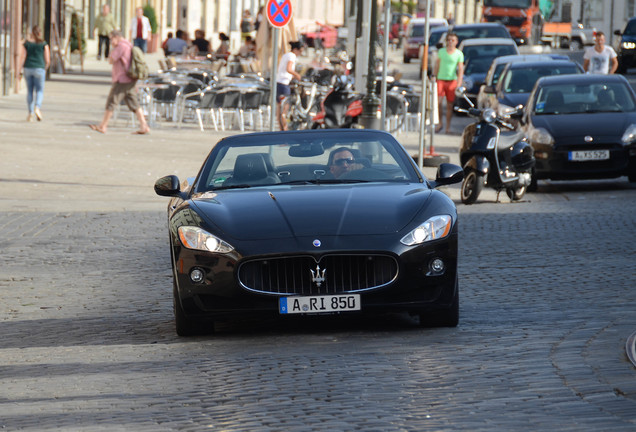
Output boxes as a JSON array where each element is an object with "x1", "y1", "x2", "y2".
[
  {"x1": 173, "y1": 234, "x2": 459, "y2": 320},
  {"x1": 533, "y1": 142, "x2": 636, "y2": 180}
]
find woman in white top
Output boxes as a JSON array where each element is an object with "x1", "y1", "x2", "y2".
[{"x1": 276, "y1": 41, "x2": 303, "y2": 130}]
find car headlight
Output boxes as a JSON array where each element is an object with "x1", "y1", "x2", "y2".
[
  {"x1": 178, "y1": 226, "x2": 234, "y2": 253},
  {"x1": 528, "y1": 127, "x2": 555, "y2": 146},
  {"x1": 621, "y1": 124, "x2": 636, "y2": 144},
  {"x1": 497, "y1": 104, "x2": 515, "y2": 117},
  {"x1": 622, "y1": 41, "x2": 636, "y2": 49},
  {"x1": 400, "y1": 215, "x2": 452, "y2": 246}
]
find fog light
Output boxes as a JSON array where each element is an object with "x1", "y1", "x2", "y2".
[
  {"x1": 190, "y1": 268, "x2": 205, "y2": 283},
  {"x1": 429, "y1": 258, "x2": 445, "y2": 274},
  {"x1": 535, "y1": 151, "x2": 549, "y2": 159}
]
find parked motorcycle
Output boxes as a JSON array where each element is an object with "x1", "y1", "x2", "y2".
[
  {"x1": 311, "y1": 75, "x2": 363, "y2": 129},
  {"x1": 455, "y1": 88, "x2": 535, "y2": 204}
]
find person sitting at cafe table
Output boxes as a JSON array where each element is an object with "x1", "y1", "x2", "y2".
[
  {"x1": 238, "y1": 35, "x2": 256, "y2": 58},
  {"x1": 192, "y1": 29, "x2": 211, "y2": 54},
  {"x1": 214, "y1": 33, "x2": 231, "y2": 61},
  {"x1": 165, "y1": 29, "x2": 187, "y2": 56}
]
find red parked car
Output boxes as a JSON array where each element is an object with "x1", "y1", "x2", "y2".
[{"x1": 301, "y1": 23, "x2": 338, "y2": 49}]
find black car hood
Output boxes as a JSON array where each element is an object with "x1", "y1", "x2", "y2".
[
  {"x1": 466, "y1": 72, "x2": 487, "y2": 94},
  {"x1": 532, "y1": 112, "x2": 636, "y2": 140},
  {"x1": 501, "y1": 93, "x2": 529, "y2": 108},
  {"x1": 191, "y1": 183, "x2": 432, "y2": 240}
]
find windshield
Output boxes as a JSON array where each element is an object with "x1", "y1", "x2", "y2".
[
  {"x1": 196, "y1": 132, "x2": 421, "y2": 192},
  {"x1": 502, "y1": 64, "x2": 581, "y2": 94},
  {"x1": 429, "y1": 30, "x2": 445, "y2": 45},
  {"x1": 465, "y1": 57, "x2": 496, "y2": 75},
  {"x1": 533, "y1": 82, "x2": 636, "y2": 115},
  {"x1": 483, "y1": 0, "x2": 532, "y2": 7},
  {"x1": 624, "y1": 19, "x2": 636, "y2": 36},
  {"x1": 462, "y1": 44, "x2": 517, "y2": 62},
  {"x1": 454, "y1": 27, "x2": 511, "y2": 42},
  {"x1": 411, "y1": 23, "x2": 446, "y2": 38}
]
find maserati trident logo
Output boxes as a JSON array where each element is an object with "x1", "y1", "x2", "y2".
[{"x1": 310, "y1": 265, "x2": 326, "y2": 287}]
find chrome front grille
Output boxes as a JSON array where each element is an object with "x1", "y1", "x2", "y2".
[{"x1": 238, "y1": 254, "x2": 398, "y2": 296}]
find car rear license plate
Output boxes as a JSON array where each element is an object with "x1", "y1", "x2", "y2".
[
  {"x1": 279, "y1": 294, "x2": 361, "y2": 314},
  {"x1": 568, "y1": 150, "x2": 610, "y2": 161}
]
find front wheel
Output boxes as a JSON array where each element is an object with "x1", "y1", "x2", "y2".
[
  {"x1": 419, "y1": 278, "x2": 459, "y2": 328},
  {"x1": 506, "y1": 184, "x2": 527, "y2": 201},
  {"x1": 173, "y1": 280, "x2": 211, "y2": 336},
  {"x1": 460, "y1": 171, "x2": 484, "y2": 204},
  {"x1": 628, "y1": 171, "x2": 636, "y2": 183}
]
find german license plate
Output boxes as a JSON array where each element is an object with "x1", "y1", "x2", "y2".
[
  {"x1": 279, "y1": 294, "x2": 361, "y2": 314},
  {"x1": 568, "y1": 150, "x2": 610, "y2": 161}
]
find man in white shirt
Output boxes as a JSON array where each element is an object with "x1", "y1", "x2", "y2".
[
  {"x1": 129, "y1": 7, "x2": 152, "y2": 53},
  {"x1": 276, "y1": 41, "x2": 303, "y2": 130},
  {"x1": 583, "y1": 32, "x2": 618, "y2": 74}
]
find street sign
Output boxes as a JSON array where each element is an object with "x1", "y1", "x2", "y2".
[{"x1": 266, "y1": 0, "x2": 293, "y2": 28}]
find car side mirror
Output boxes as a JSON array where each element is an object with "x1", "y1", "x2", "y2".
[
  {"x1": 614, "y1": 29, "x2": 622, "y2": 36},
  {"x1": 436, "y1": 42, "x2": 443, "y2": 49},
  {"x1": 431, "y1": 163, "x2": 464, "y2": 188},
  {"x1": 483, "y1": 85, "x2": 495, "y2": 94},
  {"x1": 155, "y1": 175, "x2": 181, "y2": 197}
]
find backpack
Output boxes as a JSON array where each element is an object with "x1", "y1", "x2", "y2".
[{"x1": 127, "y1": 46, "x2": 149, "y2": 80}]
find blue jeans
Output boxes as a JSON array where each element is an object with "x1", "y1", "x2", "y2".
[
  {"x1": 133, "y1": 38, "x2": 147, "y2": 53},
  {"x1": 23, "y1": 67, "x2": 46, "y2": 113}
]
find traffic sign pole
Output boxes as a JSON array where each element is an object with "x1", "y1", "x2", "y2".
[
  {"x1": 266, "y1": 0, "x2": 292, "y2": 131},
  {"x1": 269, "y1": 26, "x2": 280, "y2": 131}
]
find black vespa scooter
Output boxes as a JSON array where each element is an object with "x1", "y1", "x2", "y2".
[{"x1": 455, "y1": 88, "x2": 535, "y2": 204}]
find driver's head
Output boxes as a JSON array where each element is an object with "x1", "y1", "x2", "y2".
[{"x1": 329, "y1": 147, "x2": 356, "y2": 178}]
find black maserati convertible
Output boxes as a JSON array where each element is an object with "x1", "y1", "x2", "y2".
[{"x1": 154, "y1": 129, "x2": 464, "y2": 336}]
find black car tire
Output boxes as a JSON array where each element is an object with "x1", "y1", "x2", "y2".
[
  {"x1": 506, "y1": 184, "x2": 526, "y2": 201},
  {"x1": 528, "y1": 171, "x2": 538, "y2": 192},
  {"x1": 419, "y1": 278, "x2": 459, "y2": 328},
  {"x1": 173, "y1": 280, "x2": 211, "y2": 337},
  {"x1": 628, "y1": 171, "x2": 636, "y2": 183},
  {"x1": 460, "y1": 171, "x2": 484, "y2": 204}
]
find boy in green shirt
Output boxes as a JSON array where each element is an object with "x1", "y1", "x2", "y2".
[{"x1": 433, "y1": 33, "x2": 464, "y2": 134}]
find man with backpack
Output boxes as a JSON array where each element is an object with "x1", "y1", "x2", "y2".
[{"x1": 89, "y1": 30, "x2": 149, "y2": 134}]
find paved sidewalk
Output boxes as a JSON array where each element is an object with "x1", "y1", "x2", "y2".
[{"x1": 0, "y1": 51, "x2": 469, "y2": 213}]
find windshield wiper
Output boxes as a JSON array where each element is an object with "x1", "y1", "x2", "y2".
[{"x1": 212, "y1": 184, "x2": 253, "y2": 190}]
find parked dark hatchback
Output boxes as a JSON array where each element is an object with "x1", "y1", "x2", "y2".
[
  {"x1": 487, "y1": 60, "x2": 583, "y2": 116},
  {"x1": 155, "y1": 129, "x2": 464, "y2": 335},
  {"x1": 520, "y1": 74, "x2": 636, "y2": 188},
  {"x1": 614, "y1": 17, "x2": 636, "y2": 74},
  {"x1": 476, "y1": 54, "x2": 568, "y2": 109}
]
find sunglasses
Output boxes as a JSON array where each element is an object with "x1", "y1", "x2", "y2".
[{"x1": 334, "y1": 158, "x2": 356, "y2": 166}]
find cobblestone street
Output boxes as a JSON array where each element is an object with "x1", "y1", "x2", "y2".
[{"x1": 1, "y1": 58, "x2": 635, "y2": 431}]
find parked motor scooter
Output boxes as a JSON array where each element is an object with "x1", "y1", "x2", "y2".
[
  {"x1": 311, "y1": 75, "x2": 362, "y2": 129},
  {"x1": 455, "y1": 87, "x2": 535, "y2": 204}
]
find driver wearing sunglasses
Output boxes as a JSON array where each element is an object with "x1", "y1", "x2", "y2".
[{"x1": 328, "y1": 147, "x2": 364, "y2": 178}]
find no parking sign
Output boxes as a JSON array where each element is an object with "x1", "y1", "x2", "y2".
[{"x1": 266, "y1": 0, "x2": 293, "y2": 28}]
